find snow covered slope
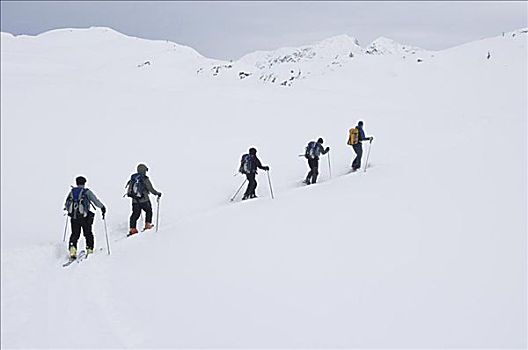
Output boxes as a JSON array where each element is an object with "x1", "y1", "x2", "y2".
[{"x1": 1, "y1": 27, "x2": 526, "y2": 348}]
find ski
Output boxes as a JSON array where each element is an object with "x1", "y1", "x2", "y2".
[
  {"x1": 62, "y1": 258, "x2": 76, "y2": 267},
  {"x1": 114, "y1": 232, "x2": 139, "y2": 242},
  {"x1": 76, "y1": 250, "x2": 88, "y2": 263},
  {"x1": 62, "y1": 250, "x2": 86, "y2": 267}
]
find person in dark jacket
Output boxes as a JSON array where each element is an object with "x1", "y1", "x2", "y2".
[
  {"x1": 64, "y1": 176, "x2": 106, "y2": 258},
  {"x1": 127, "y1": 163, "x2": 162, "y2": 236},
  {"x1": 304, "y1": 137, "x2": 330, "y2": 185},
  {"x1": 240, "y1": 147, "x2": 269, "y2": 200},
  {"x1": 351, "y1": 121, "x2": 373, "y2": 171}
]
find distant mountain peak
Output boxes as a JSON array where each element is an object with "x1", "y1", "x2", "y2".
[
  {"x1": 316, "y1": 34, "x2": 361, "y2": 47},
  {"x1": 366, "y1": 37, "x2": 428, "y2": 55}
]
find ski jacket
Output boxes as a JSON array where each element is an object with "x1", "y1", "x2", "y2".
[
  {"x1": 64, "y1": 186, "x2": 105, "y2": 213},
  {"x1": 357, "y1": 126, "x2": 369, "y2": 142}
]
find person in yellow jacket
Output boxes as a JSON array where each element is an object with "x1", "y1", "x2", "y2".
[{"x1": 348, "y1": 121, "x2": 373, "y2": 171}]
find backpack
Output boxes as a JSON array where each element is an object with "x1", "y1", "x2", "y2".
[
  {"x1": 305, "y1": 141, "x2": 318, "y2": 159},
  {"x1": 126, "y1": 173, "x2": 146, "y2": 199},
  {"x1": 347, "y1": 128, "x2": 359, "y2": 145},
  {"x1": 239, "y1": 154, "x2": 254, "y2": 174},
  {"x1": 65, "y1": 187, "x2": 90, "y2": 219}
]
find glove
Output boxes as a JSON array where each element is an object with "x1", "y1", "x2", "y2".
[
  {"x1": 263, "y1": 166, "x2": 270, "y2": 171},
  {"x1": 157, "y1": 192, "x2": 162, "y2": 198},
  {"x1": 325, "y1": 147, "x2": 330, "y2": 153},
  {"x1": 370, "y1": 136, "x2": 374, "y2": 141},
  {"x1": 101, "y1": 206, "x2": 106, "y2": 219}
]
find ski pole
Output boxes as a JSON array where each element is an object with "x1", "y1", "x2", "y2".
[
  {"x1": 156, "y1": 196, "x2": 160, "y2": 232},
  {"x1": 364, "y1": 139, "x2": 373, "y2": 172},
  {"x1": 230, "y1": 179, "x2": 247, "y2": 202},
  {"x1": 103, "y1": 217, "x2": 111, "y2": 255},
  {"x1": 327, "y1": 150, "x2": 332, "y2": 178},
  {"x1": 62, "y1": 214, "x2": 68, "y2": 242},
  {"x1": 266, "y1": 170, "x2": 275, "y2": 199}
]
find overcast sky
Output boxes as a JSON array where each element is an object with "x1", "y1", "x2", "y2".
[{"x1": 1, "y1": 1, "x2": 526, "y2": 60}]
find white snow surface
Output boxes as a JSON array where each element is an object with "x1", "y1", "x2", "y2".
[{"x1": 1, "y1": 27, "x2": 527, "y2": 348}]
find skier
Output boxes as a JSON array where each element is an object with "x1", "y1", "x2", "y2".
[
  {"x1": 64, "y1": 176, "x2": 106, "y2": 258},
  {"x1": 303, "y1": 138, "x2": 330, "y2": 185},
  {"x1": 126, "y1": 163, "x2": 162, "y2": 236},
  {"x1": 348, "y1": 121, "x2": 373, "y2": 171},
  {"x1": 239, "y1": 147, "x2": 269, "y2": 200}
]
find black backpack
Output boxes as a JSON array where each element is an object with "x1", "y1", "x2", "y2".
[
  {"x1": 305, "y1": 141, "x2": 318, "y2": 159},
  {"x1": 239, "y1": 154, "x2": 255, "y2": 174}
]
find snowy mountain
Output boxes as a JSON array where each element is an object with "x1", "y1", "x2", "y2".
[
  {"x1": 236, "y1": 34, "x2": 364, "y2": 85},
  {"x1": 198, "y1": 34, "x2": 433, "y2": 86},
  {"x1": 365, "y1": 36, "x2": 429, "y2": 57},
  {"x1": 1, "y1": 27, "x2": 526, "y2": 348}
]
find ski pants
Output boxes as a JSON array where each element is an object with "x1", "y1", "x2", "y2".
[
  {"x1": 244, "y1": 173, "x2": 257, "y2": 196},
  {"x1": 130, "y1": 201, "x2": 153, "y2": 229},
  {"x1": 352, "y1": 143, "x2": 363, "y2": 170},
  {"x1": 69, "y1": 212, "x2": 95, "y2": 250},
  {"x1": 306, "y1": 158, "x2": 320, "y2": 183}
]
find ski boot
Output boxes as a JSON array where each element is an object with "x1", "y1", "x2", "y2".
[
  {"x1": 143, "y1": 223, "x2": 154, "y2": 231},
  {"x1": 86, "y1": 248, "x2": 94, "y2": 255},
  {"x1": 250, "y1": 194, "x2": 257, "y2": 199},
  {"x1": 69, "y1": 246, "x2": 77, "y2": 259},
  {"x1": 127, "y1": 228, "x2": 139, "y2": 237},
  {"x1": 242, "y1": 194, "x2": 249, "y2": 200}
]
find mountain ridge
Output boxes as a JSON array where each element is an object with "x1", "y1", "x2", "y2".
[
  {"x1": 3, "y1": 26, "x2": 526, "y2": 59},
  {"x1": 2, "y1": 26, "x2": 526, "y2": 87}
]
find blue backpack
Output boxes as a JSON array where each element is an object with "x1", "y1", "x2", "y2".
[
  {"x1": 126, "y1": 173, "x2": 145, "y2": 199},
  {"x1": 239, "y1": 154, "x2": 255, "y2": 174},
  {"x1": 66, "y1": 187, "x2": 90, "y2": 219}
]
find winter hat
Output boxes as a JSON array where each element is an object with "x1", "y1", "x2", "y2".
[
  {"x1": 317, "y1": 138, "x2": 324, "y2": 144},
  {"x1": 249, "y1": 147, "x2": 257, "y2": 155},
  {"x1": 76, "y1": 176, "x2": 87, "y2": 186},
  {"x1": 358, "y1": 121, "x2": 364, "y2": 127},
  {"x1": 137, "y1": 163, "x2": 149, "y2": 174}
]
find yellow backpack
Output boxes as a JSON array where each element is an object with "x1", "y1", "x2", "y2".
[{"x1": 347, "y1": 127, "x2": 359, "y2": 145}]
